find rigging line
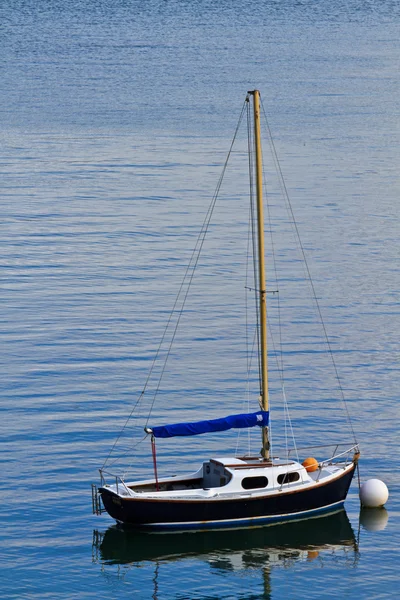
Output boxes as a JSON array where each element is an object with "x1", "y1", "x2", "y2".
[
  {"x1": 240, "y1": 159, "x2": 253, "y2": 457},
  {"x1": 103, "y1": 100, "x2": 247, "y2": 465},
  {"x1": 106, "y1": 434, "x2": 148, "y2": 471},
  {"x1": 247, "y1": 98, "x2": 262, "y2": 393},
  {"x1": 104, "y1": 433, "x2": 148, "y2": 470},
  {"x1": 262, "y1": 140, "x2": 285, "y2": 382},
  {"x1": 242, "y1": 148, "x2": 254, "y2": 458},
  {"x1": 283, "y1": 385, "x2": 299, "y2": 461},
  {"x1": 144, "y1": 99, "x2": 249, "y2": 427},
  {"x1": 260, "y1": 96, "x2": 358, "y2": 445},
  {"x1": 245, "y1": 127, "x2": 252, "y2": 385},
  {"x1": 260, "y1": 120, "x2": 297, "y2": 458},
  {"x1": 236, "y1": 324, "x2": 261, "y2": 456},
  {"x1": 101, "y1": 392, "x2": 145, "y2": 468},
  {"x1": 266, "y1": 308, "x2": 300, "y2": 457},
  {"x1": 242, "y1": 122, "x2": 262, "y2": 457}
]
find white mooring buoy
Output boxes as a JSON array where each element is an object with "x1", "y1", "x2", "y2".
[{"x1": 360, "y1": 478, "x2": 389, "y2": 508}]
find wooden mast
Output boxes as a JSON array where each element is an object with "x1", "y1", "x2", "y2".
[{"x1": 251, "y1": 89, "x2": 270, "y2": 459}]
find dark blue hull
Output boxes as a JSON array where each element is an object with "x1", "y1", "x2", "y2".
[{"x1": 99, "y1": 463, "x2": 355, "y2": 530}]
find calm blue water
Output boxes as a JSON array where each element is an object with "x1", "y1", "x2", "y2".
[{"x1": 1, "y1": 1, "x2": 399, "y2": 598}]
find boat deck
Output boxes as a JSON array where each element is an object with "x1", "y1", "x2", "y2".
[{"x1": 129, "y1": 478, "x2": 203, "y2": 493}]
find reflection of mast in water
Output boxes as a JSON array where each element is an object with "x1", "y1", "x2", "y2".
[
  {"x1": 263, "y1": 566, "x2": 271, "y2": 600},
  {"x1": 152, "y1": 561, "x2": 160, "y2": 600},
  {"x1": 92, "y1": 508, "x2": 358, "y2": 596}
]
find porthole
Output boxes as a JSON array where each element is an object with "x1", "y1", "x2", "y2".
[
  {"x1": 241, "y1": 476, "x2": 268, "y2": 490},
  {"x1": 277, "y1": 472, "x2": 300, "y2": 485}
]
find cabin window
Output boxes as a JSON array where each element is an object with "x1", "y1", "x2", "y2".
[
  {"x1": 241, "y1": 476, "x2": 268, "y2": 490},
  {"x1": 277, "y1": 472, "x2": 300, "y2": 485}
]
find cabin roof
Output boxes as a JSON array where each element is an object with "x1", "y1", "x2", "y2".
[{"x1": 210, "y1": 457, "x2": 247, "y2": 466}]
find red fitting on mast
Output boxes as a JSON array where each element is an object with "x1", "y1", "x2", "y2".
[{"x1": 151, "y1": 435, "x2": 160, "y2": 492}]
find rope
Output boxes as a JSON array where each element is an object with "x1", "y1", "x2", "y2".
[
  {"x1": 260, "y1": 96, "x2": 358, "y2": 446},
  {"x1": 107, "y1": 433, "x2": 148, "y2": 472},
  {"x1": 261, "y1": 132, "x2": 298, "y2": 461},
  {"x1": 144, "y1": 99, "x2": 248, "y2": 428},
  {"x1": 103, "y1": 99, "x2": 248, "y2": 467},
  {"x1": 356, "y1": 461, "x2": 361, "y2": 495},
  {"x1": 101, "y1": 393, "x2": 145, "y2": 469}
]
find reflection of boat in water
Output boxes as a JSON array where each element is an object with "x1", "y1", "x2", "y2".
[{"x1": 93, "y1": 508, "x2": 357, "y2": 567}]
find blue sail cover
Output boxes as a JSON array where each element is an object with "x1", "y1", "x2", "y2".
[{"x1": 150, "y1": 410, "x2": 269, "y2": 439}]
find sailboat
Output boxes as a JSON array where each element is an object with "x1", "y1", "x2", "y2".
[{"x1": 92, "y1": 90, "x2": 360, "y2": 529}]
